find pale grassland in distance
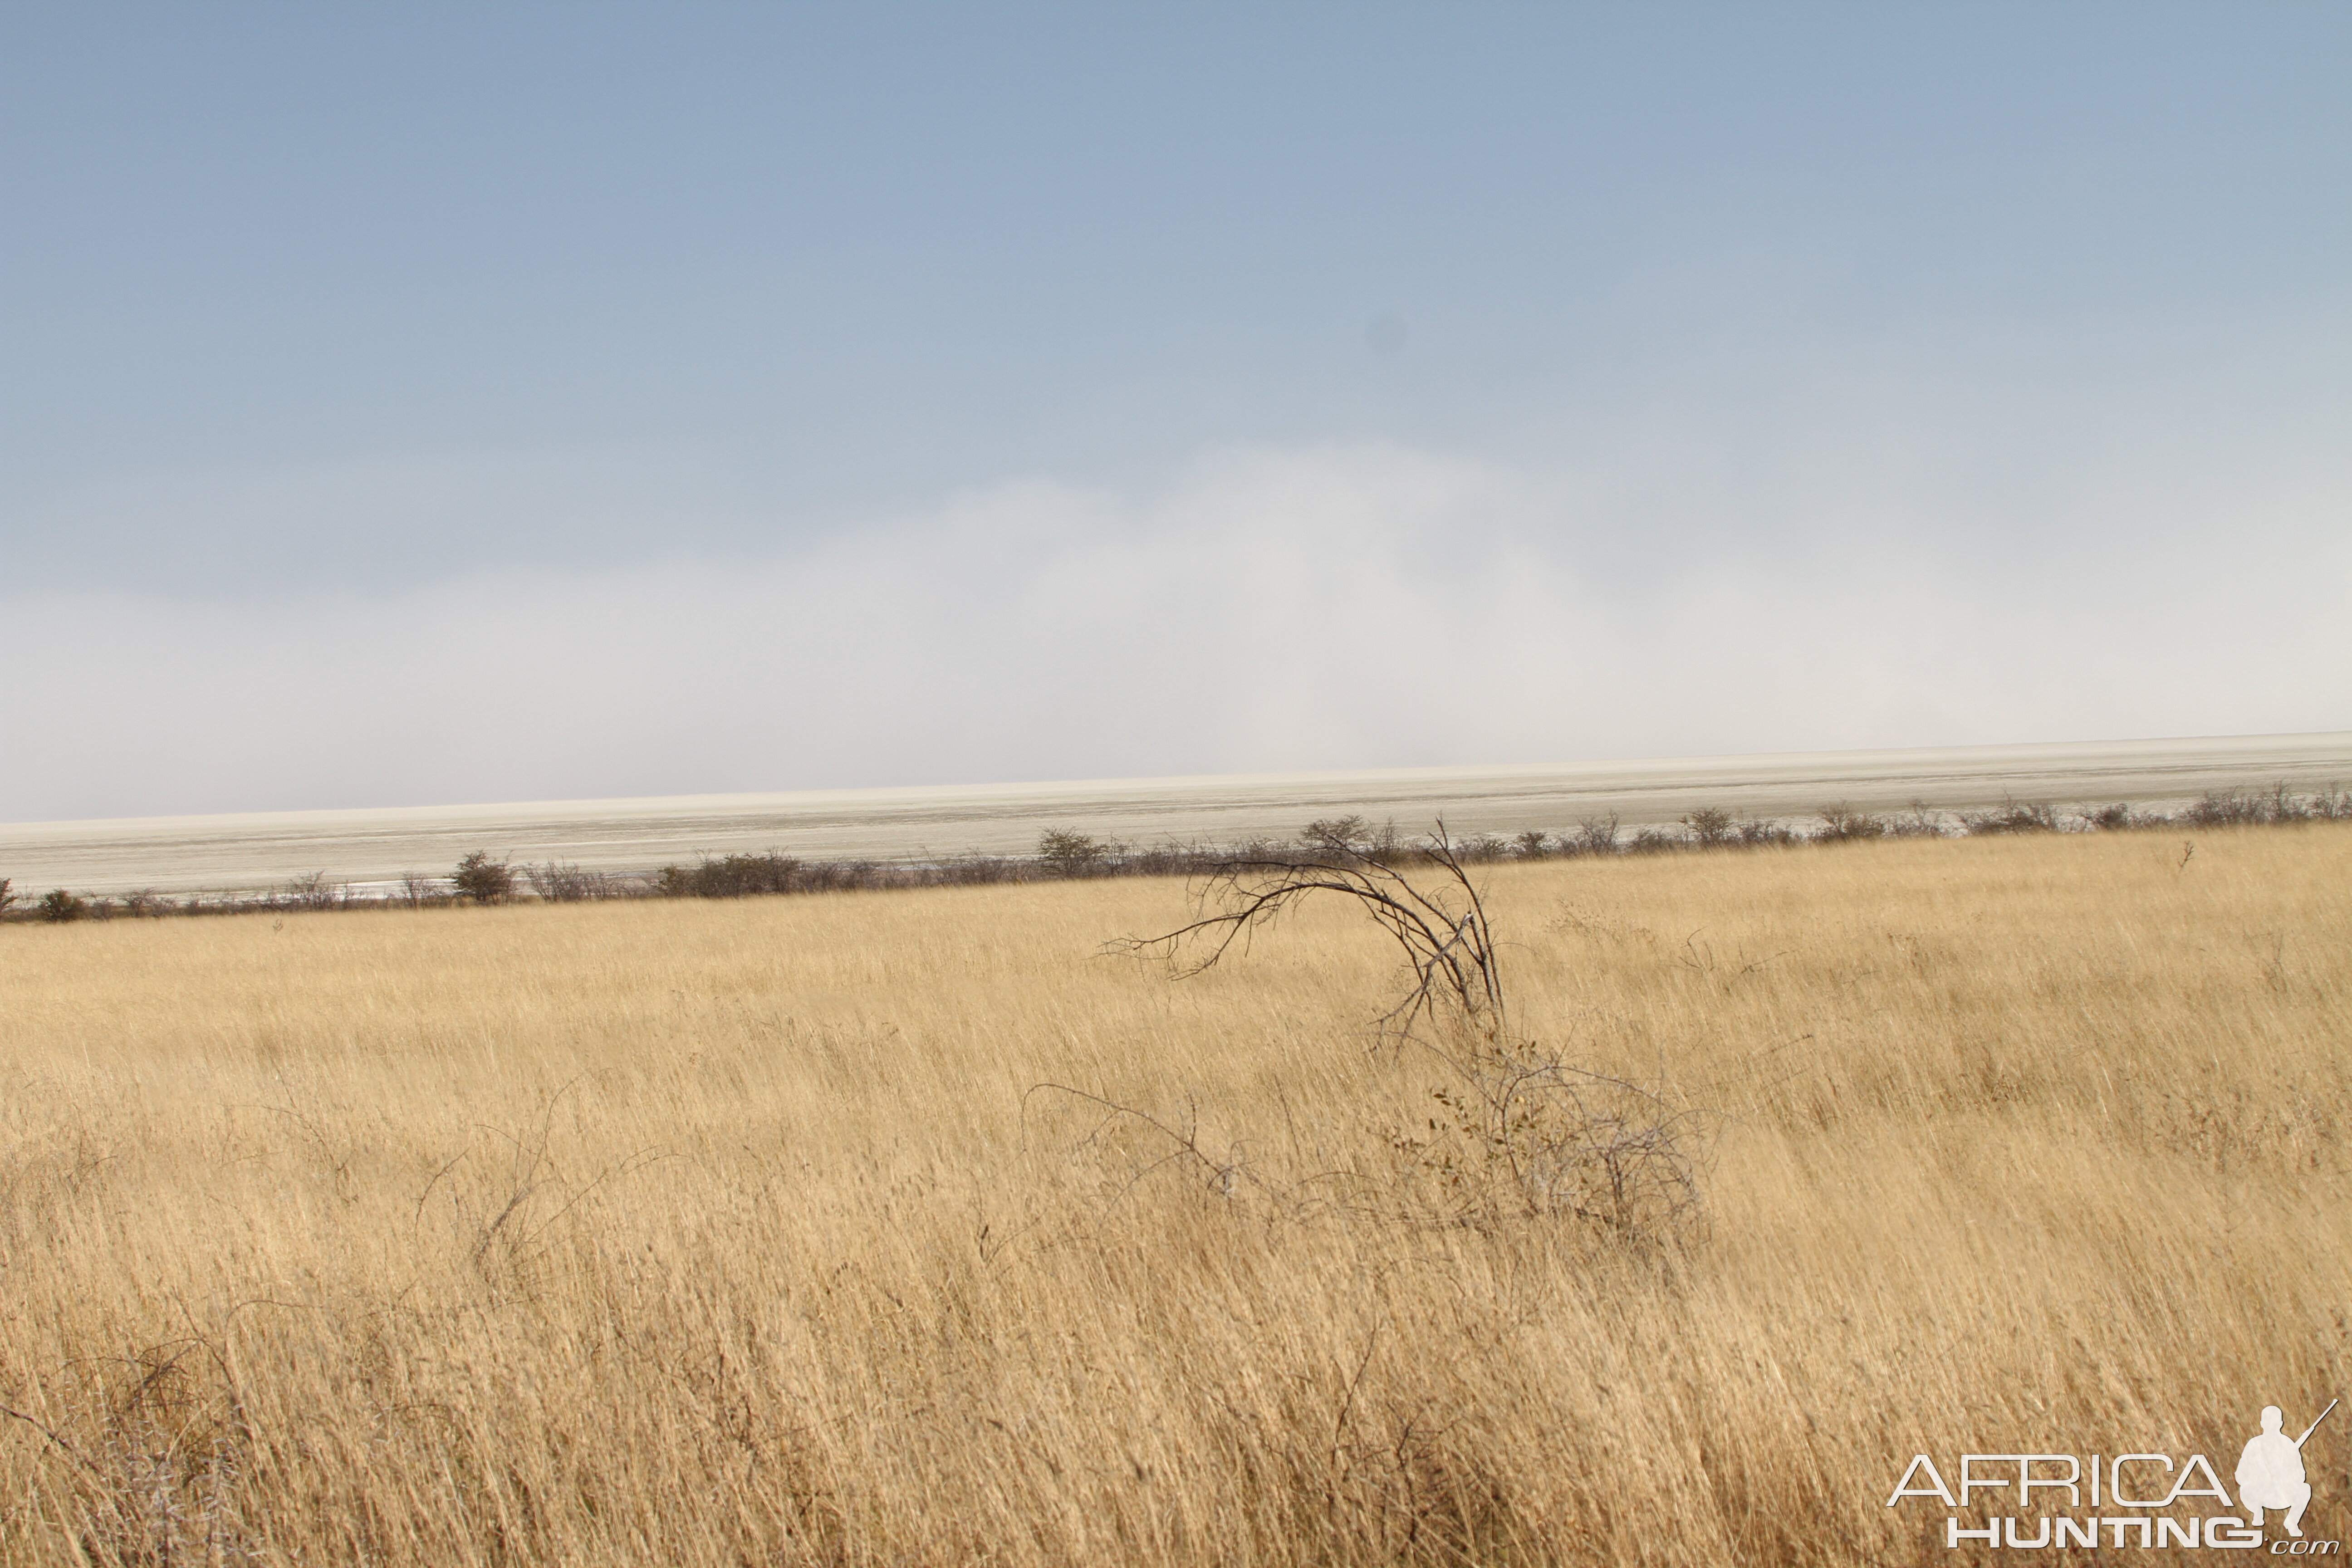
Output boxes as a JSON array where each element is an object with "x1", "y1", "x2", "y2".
[{"x1": 0, "y1": 825, "x2": 2346, "y2": 1564}]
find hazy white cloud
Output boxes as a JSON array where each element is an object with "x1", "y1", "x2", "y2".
[
  {"x1": 8, "y1": 445, "x2": 772, "y2": 594},
  {"x1": 4, "y1": 441, "x2": 2346, "y2": 821}
]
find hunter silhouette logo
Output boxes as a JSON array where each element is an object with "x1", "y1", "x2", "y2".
[
  {"x1": 1884, "y1": 1396, "x2": 2339, "y2": 1552},
  {"x1": 2242, "y1": 1400, "x2": 2334, "y2": 1539}
]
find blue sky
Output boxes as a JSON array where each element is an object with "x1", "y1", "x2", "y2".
[{"x1": 4, "y1": 4, "x2": 2347, "y2": 818}]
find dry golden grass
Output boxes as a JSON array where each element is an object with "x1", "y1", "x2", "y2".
[{"x1": 1, "y1": 825, "x2": 2347, "y2": 1565}]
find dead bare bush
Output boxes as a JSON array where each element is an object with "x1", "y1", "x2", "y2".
[
  {"x1": 1814, "y1": 803, "x2": 1886, "y2": 842},
  {"x1": 279, "y1": 870, "x2": 343, "y2": 911},
  {"x1": 522, "y1": 861, "x2": 628, "y2": 902},
  {"x1": 1569, "y1": 814, "x2": 1620, "y2": 856},
  {"x1": 1894, "y1": 798, "x2": 1950, "y2": 837},
  {"x1": 1960, "y1": 797, "x2": 2064, "y2": 836},
  {"x1": 2183, "y1": 781, "x2": 2352, "y2": 826},
  {"x1": 1303, "y1": 815, "x2": 1404, "y2": 864},
  {"x1": 1108, "y1": 825, "x2": 1707, "y2": 1243}
]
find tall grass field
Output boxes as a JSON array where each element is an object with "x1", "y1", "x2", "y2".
[{"x1": 3, "y1": 825, "x2": 2346, "y2": 1564}]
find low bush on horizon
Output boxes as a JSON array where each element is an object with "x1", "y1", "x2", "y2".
[
  {"x1": 5, "y1": 780, "x2": 2348, "y2": 924},
  {"x1": 452, "y1": 850, "x2": 517, "y2": 906},
  {"x1": 37, "y1": 887, "x2": 89, "y2": 923}
]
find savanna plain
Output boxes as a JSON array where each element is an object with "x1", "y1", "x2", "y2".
[{"x1": 2, "y1": 825, "x2": 2346, "y2": 1566}]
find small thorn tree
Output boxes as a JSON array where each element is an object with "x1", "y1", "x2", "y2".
[{"x1": 452, "y1": 852, "x2": 516, "y2": 906}]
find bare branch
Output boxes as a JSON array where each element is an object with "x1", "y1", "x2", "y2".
[{"x1": 1108, "y1": 822, "x2": 1507, "y2": 1048}]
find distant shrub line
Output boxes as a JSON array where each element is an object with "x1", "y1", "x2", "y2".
[{"x1": 4, "y1": 782, "x2": 2345, "y2": 923}]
